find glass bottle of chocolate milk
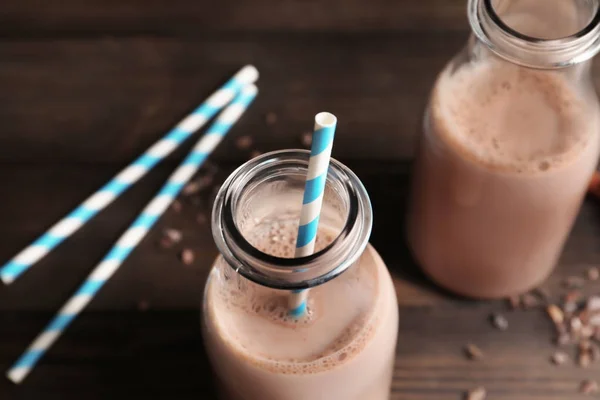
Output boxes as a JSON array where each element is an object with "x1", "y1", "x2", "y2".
[
  {"x1": 203, "y1": 150, "x2": 399, "y2": 399},
  {"x1": 408, "y1": 0, "x2": 600, "y2": 298}
]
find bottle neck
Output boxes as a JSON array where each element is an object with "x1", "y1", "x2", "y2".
[
  {"x1": 211, "y1": 150, "x2": 373, "y2": 290},
  {"x1": 468, "y1": 0, "x2": 600, "y2": 69}
]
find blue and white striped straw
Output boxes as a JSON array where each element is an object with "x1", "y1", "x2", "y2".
[
  {"x1": 0, "y1": 65, "x2": 258, "y2": 285},
  {"x1": 6, "y1": 84, "x2": 258, "y2": 385},
  {"x1": 288, "y1": 112, "x2": 337, "y2": 317}
]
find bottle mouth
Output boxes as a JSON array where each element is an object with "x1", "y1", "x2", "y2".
[
  {"x1": 469, "y1": 0, "x2": 600, "y2": 68},
  {"x1": 212, "y1": 149, "x2": 373, "y2": 290}
]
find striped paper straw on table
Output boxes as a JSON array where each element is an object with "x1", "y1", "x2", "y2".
[
  {"x1": 0, "y1": 65, "x2": 258, "y2": 285},
  {"x1": 6, "y1": 84, "x2": 259, "y2": 385},
  {"x1": 288, "y1": 112, "x2": 337, "y2": 317}
]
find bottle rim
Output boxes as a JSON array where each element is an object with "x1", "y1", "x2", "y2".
[
  {"x1": 468, "y1": 0, "x2": 600, "y2": 68},
  {"x1": 211, "y1": 149, "x2": 373, "y2": 290}
]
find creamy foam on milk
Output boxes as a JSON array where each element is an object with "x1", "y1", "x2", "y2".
[
  {"x1": 206, "y1": 221, "x2": 380, "y2": 375},
  {"x1": 203, "y1": 213, "x2": 399, "y2": 399},
  {"x1": 431, "y1": 59, "x2": 592, "y2": 173}
]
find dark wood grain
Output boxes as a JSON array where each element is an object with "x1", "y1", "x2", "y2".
[
  {"x1": 0, "y1": 0, "x2": 468, "y2": 36},
  {"x1": 2, "y1": 0, "x2": 600, "y2": 398},
  {"x1": 2, "y1": 35, "x2": 600, "y2": 165},
  {"x1": 0, "y1": 34, "x2": 462, "y2": 164}
]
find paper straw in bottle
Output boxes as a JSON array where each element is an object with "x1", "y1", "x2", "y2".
[{"x1": 288, "y1": 112, "x2": 337, "y2": 317}]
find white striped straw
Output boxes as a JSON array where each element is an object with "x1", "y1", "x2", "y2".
[
  {"x1": 288, "y1": 112, "x2": 337, "y2": 317},
  {"x1": 0, "y1": 65, "x2": 259, "y2": 285},
  {"x1": 6, "y1": 84, "x2": 259, "y2": 385}
]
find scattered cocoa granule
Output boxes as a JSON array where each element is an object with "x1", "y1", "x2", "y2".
[
  {"x1": 158, "y1": 228, "x2": 182, "y2": 249},
  {"x1": 547, "y1": 304, "x2": 565, "y2": 325},
  {"x1": 580, "y1": 325, "x2": 595, "y2": 339},
  {"x1": 507, "y1": 295, "x2": 521, "y2": 310},
  {"x1": 588, "y1": 296, "x2": 600, "y2": 312},
  {"x1": 580, "y1": 379, "x2": 599, "y2": 395},
  {"x1": 588, "y1": 170, "x2": 600, "y2": 199},
  {"x1": 571, "y1": 317, "x2": 583, "y2": 335},
  {"x1": 182, "y1": 182, "x2": 201, "y2": 197},
  {"x1": 235, "y1": 135, "x2": 253, "y2": 150},
  {"x1": 563, "y1": 291, "x2": 581, "y2": 314},
  {"x1": 301, "y1": 131, "x2": 313, "y2": 147},
  {"x1": 171, "y1": 200, "x2": 182, "y2": 213},
  {"x1": 564, "y1": 276, "x2": 585, "y2": 289},
  {"x1": 491, "y1": 313, "x2": 508, "y2": 331},
  {"x1": 196, "y1": 213, "x2": 208, "y2": 225},
  {"x1": 555, "y1": 332, "x2": 571, "y2": 347},
  {"x1": 464, "y1": 344, "x2": 484, "y2": 360},
  {"x1": 578, "y1": 350, "x2": 591, "y2": 368},
  {"x1": 159, "y1": 236, "x2": 173, "y2": 249},
  {"x1": 564, "y1": 291, "x2": 581, "y2": 304},
  {"x1": 587, "y1": 267, "x2": 599, "y2": 281},
  {"x1": 180, "y1": 248, "x2": 195, "y2": 265},
  {"x1": 579, "y1": 309, "x2": 591, "y2": 324},
  {"x1": 551, "y1": 351, "x2": 569, "y2": 365},
  {"x1": 465, "y1": 386, "x2": 486, "y2": 400},
  {"x1": 182, "y1": 175, "x2": 213, "y2": 196},
  {"x1": 164, "y1": 228, "x2": 182, "y2": 243},
  {"x1": 265, "y1": 112, "x2": 278, "y2": 125},
  {"x1": 578, "y1": 340, "x2": 600, "y2": 365},
  {"x1": 579, "y1": 339, "x2": 592, "y2": 352}
]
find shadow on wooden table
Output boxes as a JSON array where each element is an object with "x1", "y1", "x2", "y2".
[{"x1": 364, "y1": 162, "x2": 470, "y2": 303}]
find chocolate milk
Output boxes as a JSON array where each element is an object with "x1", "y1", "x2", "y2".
[
  {"x1": 408, "y1": 59, "x2": 600, "y2": 298},
  {"x1": 203, "y1": 222, "x2": 398, "y2": 400}
]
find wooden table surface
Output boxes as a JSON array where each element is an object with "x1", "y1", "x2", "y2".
[{"x1": 1, "y1": 1, "x2": 600, "y2": 399}]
